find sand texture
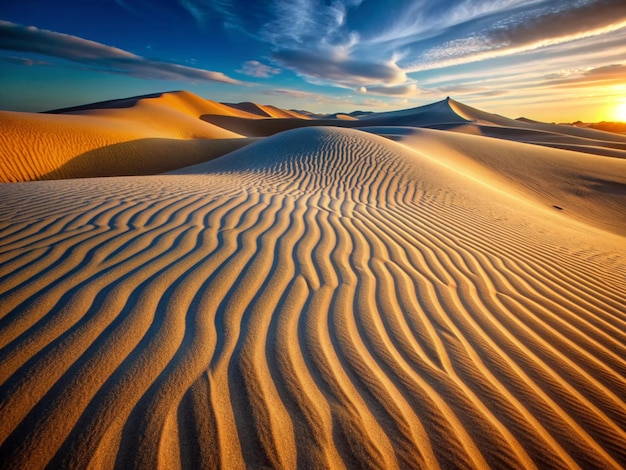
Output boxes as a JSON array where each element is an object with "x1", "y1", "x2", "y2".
[{"x1": 1, "y1": 96, "x2": 626, "y2": 469}]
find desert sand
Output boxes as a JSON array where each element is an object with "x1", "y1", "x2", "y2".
[{"x1": 1, "y1": 92, "x2": 625, "y2": 469}]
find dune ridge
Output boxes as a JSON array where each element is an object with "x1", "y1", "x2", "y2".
[
  {"x1": 4, "y1": 92, "x2": 626, "y2": 183},
  {"x1": 1, "y1": 126, "x2": 625, "y2": 469}
]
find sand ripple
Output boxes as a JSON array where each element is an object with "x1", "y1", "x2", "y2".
[{"x1": 1, "y1": 127, "x2": 625, "y2": 469}]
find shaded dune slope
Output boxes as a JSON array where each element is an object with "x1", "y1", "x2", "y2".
[{"x1": 1, "y1": 127, "x2": 625, "y2": 469}]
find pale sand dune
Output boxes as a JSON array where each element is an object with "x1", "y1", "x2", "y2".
[
  {"x1": 360, "y1": 126, "x2": 626, "y2": 234},
  {"x1": 0, "y1": 91, "x2": 256, "y2": 183},
  {"x1": 1, "y1": 126, "x2": 625, "y2": 469}
]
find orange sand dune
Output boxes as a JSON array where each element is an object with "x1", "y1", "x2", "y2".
[
  {"x1": 224, "y1": 102, "x2": 312, "y2": 120},
  {"x1": 1, "y1": 126, "x2": 625, "y2": 469},
  {"x1": 0, "y1": 91, "x2": 258, "y2": 183},
  {"x1": 51, "y1": 90, "x2": 261, "y2": 121},
  {"x1": 49, "y1": 90, "x2": 250, "y2": 139}
]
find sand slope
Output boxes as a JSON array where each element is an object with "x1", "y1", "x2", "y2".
[
  {"x1": 0, "y1": 91, "x2": 254, "y2": 183},
  {"x1": 6, "y1": 93, "x2": 624, "y2": 183},
  {"x1": 199, "y1": 97, "x2": 626, "y2": 161},
  {"x1": 1, "y1": 126, "x2": 625, "y2": 469}
]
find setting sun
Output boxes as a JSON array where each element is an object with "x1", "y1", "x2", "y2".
[{"x1": 614, "y1": 101, "x2": 626, "y2": 122}]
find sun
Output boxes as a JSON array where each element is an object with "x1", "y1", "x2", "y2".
[{"x1": 614, "y1": 101, "x2": 626, "y2": 122}]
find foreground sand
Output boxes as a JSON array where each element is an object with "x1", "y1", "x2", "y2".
[{"x1": 1, "y1": 97, "x2": 626, "y2": 469}]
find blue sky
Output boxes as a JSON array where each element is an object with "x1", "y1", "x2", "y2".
[{"x1": 1, "y1": 0, "x2": 626, "y2": 121}]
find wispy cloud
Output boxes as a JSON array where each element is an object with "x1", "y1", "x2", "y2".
[
  {"x1": 264, "y1": 88, "x2": 324, "y2": 99},
  {"x1": 0, "y1": 20, "x2": 243, "y2": 84},
  {"x1": 363, "y1": 0, "x2": 534, "y2": 48},
  {"x1": 261, "y1": 0, "x2": 362, "y2": 47},
  {"x1": 263, "y1": 86, "x2": 397, "y2": 111},
  {"x1": 358, "y1": 83, "x2": 421, "y2": 97},
  {"x1": 272, "y1": 48, "x2": 406, "y2": 87},
  {"x1": 411, "y1": 0, "x2": 626, "y2": 72},
  {"x1": 0, "y1": 55, "x2": 51, "y2": 66},
  {"x1": 238, "y1": 60, "x2": 281, "y2": 78},
  {"x1": 542, "y1": 63, "x2": 626, "y2": 88}
]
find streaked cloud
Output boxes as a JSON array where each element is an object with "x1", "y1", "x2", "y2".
[
  {"x1": 543, "y1": 63, "x2": 626, "y2": 88},
  {"x1": 263, "y1": 86, "x2": 398, "y2": 110},
  {"x1": 272, "y1": 49, "x2": 406, "y2": 87},
  {"x1": 487, "y1": 0, "x2": 626, "y2": 47},
  {"x1": 238, "y1": 60, "x2": 281, "y2": 78},
  {"x1": 358, "y1": 83, "x2": 421, "y2": 97},
  {"x1": 1, "y1": 56, "x2": 51, "y2": 66},
  {"x1": 0, "y1": 20, "x2": 243, "y2": 85},
  {"x1": 411, "y1": 0, "x2": 626, "y2": 72}
]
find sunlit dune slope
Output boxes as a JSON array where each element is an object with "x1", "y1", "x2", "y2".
[
  {"x1": 444, "y1": 99, "x2": 626, "y2": 155},
  {"x1": 360, "y1": 126, "x2": 626, "y2": 234},
  {"x1": 50, "y1": 90, "x2": 260, "y2": 121},
  {"x1": 0, "y1": 91, "x2": 256, "y2": 183},
  {"x1": 49, "y1": 90, "x2": 249, "y2": 139},
  {"x1": 1, "y1": 127, "x2": 625, "y2": 469},
  {"x1": 200, "y1": 97, "x2": 626, "y2": 159},
  {"x1": 449, "y1": 99, "x2": 626, "y2": 143}
]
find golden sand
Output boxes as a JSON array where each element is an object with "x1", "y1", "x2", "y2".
[{"x1": 1, "y1": 93, "x2": 625, "y2": 469}]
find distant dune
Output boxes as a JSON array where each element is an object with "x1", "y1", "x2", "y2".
[
  {"x1": 1, "y1": 93, "x2": 626, "y2": 469},
  {"x1": 566, "y1": 121, "x2": 626, "y2": 135}
]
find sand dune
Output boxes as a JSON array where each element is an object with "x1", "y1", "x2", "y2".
[
  {"x1": 224, "y1": 102, "x2": 312, "y2": 120},
  {"x1": 360, "y1": 126, "x2": 626, "y2": 234},
  {"x1": 1, "y1": 123, "x2": 625, "y2": 469},
  {"x1": 0, "y1": 91, "x2": 260, "y2": 183},
  {"x1": 199, "y1": 97, "x2": 626, "y2": 161}
]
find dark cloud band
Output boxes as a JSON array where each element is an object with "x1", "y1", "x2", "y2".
[{"x1": 0, "y1": 20, "x2": 243, "y2": 85}]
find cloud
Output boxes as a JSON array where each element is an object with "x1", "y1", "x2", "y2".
[
  {"x1": 0, "y1": 20, "x2": 243, "y2": 85},
  {"x1": 261, "y1": 0, "x2": 362, "y2": 47},
  {"x1": 487, "y1": 0, "x2": 626, "y2": 47},
  {"x1": 0, "y1": 55, "x2": 51, "y2": 66},
  {"x1": 238, "y1": 60, "x2": 281, "y2": 78},
  {"x1": 411, "y1": 0, "x2": 626, "y2": 72},
  {"x1": 358, "y1": 83, "x2": 421, "y2": 97},
  {"x1": 541, "y1": 63, "x2": 626, "y2": 88},
  {"x1": 272, "y1": 48, "x2": 406, "y2": 87},
  {"x1": 264, "y1": 88, "x2": 323, "y2": 99},
  {"x1": 583, "y1": 63, "x2": 625, "y2": 78},
  {"x1": 262, "y1": 87, "x2": 397, "y2": 111}
]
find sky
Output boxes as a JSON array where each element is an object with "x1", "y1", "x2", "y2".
[{"x1": 1, "y1": 0, "x2": 626, "y2": 122}]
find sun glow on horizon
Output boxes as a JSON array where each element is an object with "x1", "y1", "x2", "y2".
[{"x1": 613, "y1": 101, "x2": 626, "y2": 122}]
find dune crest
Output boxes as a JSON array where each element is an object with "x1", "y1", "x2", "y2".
[{"x1": 1, "y1": 124, "x2": 625, "y2": 469}]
